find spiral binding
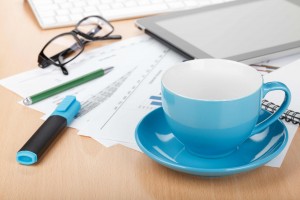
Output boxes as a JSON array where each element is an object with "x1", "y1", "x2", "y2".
[{"x1": 262, "y1": 99, "x2": 300, "y2": 125}]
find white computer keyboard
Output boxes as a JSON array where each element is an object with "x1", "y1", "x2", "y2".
[{"x1": 28, "y1": 0, "x2": 232, "y2": 29}]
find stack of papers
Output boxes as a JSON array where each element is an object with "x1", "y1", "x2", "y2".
[
  {"x1": 0, "y1": 35, "x2": 185, "y2": 149},
  {"x1": 1, "y1": 35, "x2": 299, "y2": 168}
]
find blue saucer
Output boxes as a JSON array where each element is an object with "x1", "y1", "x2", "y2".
[{"x1": 135, "y1": 107, "x2": 288, "y2": 177}]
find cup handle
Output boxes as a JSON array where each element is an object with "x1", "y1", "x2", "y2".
[{"x1": 250, "y1": 82, "x2": 291, "y2": 136}]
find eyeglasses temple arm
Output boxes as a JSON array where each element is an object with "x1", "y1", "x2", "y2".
[{"x1": 102, "y1": 35, "x2": 122, "y2": 40}]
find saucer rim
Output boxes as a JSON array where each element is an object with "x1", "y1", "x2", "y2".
[{"x1": 135, "y1": 107, "x2": 288, "y2": 176}]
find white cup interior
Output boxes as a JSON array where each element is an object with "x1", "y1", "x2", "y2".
[{"x1": 162, "y1": 59, "x2": 262, "y2": 101}]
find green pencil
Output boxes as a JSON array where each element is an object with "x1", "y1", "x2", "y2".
[{"x1": 23, "y1": 67, "x2": 114, "y2": 105}]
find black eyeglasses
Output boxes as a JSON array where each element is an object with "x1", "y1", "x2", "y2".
[{"x1": 38, "y1": 15, "x2": 122, "y2": 75}]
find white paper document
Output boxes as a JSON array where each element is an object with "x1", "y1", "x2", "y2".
[
  {"x1": 263, "y1": 60, "x2": 300, "y2": 167},
  {"x1": 2, "y1": 36, "x2": 158, "y2": 116},
  {"x1": 1, "y1": 35, "x2": 299, "y2": 168},
  {"x1": 80, "y1": 49, "x2": 184, "y2": 149}
]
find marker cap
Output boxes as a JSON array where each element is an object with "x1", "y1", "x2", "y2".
[{"x1": 51, "y1": 96, "x2": 81, "y2": 125}]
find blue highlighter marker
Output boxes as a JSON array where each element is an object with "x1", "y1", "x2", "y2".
[{"x1": 16, "y1": 96, "x2": 81, "y2": 165}]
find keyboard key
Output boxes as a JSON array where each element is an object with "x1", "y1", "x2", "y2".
[
  {"x1": 35, "y1": 4, "x2": 58, "y2": 11},
  {"x1": 101, "y1": 4, "x2": 168, "y2": 19},
  {"x1": 124, "y1": 1, "x2": 137, "y2": 7},
  {"x1": 70, "y1": 7, "x2": 83, "y2": 14},
  {"x1": 111, "y1": 3, "x2": 124, "y2": 9},
  {"x1": 56, "y1": 9, "x2": 70, "y2": 16},
  {"x1": 70, "y1": 14, "x2": 83, "y2": 21},
  {"x1": 73, "y1": 1, "x2": 86, "y2": 8},
  {"x1": 184, "y1": 0, "x2": 198, "y2": 7},
  {"x1": 167, "y1": 1, "x2": 185, "y2": 9},
  {"x1": 42, "y1": 17, "x2": 56, "y2": 25},
  {"x1": 39, "y1": 10, "x2": 56, "y2": 18},
  {"x1": 54, "y1": 0, "x2": 65, "y2": 3},
  {"x1": 32, "y1": 0, "x2": 54, "y2": 6},
  {"x1": 138, "y1": 0, "x2": 150, "y2": 6},
  {"x1": 101, "y1": 0, "x2": 112, "y2": 3},
  {"x1": 84, "y1": 6, "x2": 97, "y2": 12},
  {"x1": 60, "y1": 2, "x2": 73, "y2": 9},
  {"x1": 88, "y1": 0, "x2": 101, "y2": 6},
  {"x1": 56, "y1": 16, "x2": 70, "y2": 23},
  {"x1": 98, "y1": 4, "x2": 110, "y2": 10},
  {"x1": 150, "y1": 0, "x2": 163, "y2": 3}
]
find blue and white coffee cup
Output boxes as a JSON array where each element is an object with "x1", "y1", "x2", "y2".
[{"x1": 161, "y1": 59, "x2": 291, "y2": 158}]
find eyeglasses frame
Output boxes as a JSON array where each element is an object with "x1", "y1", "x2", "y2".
[{"x1": 38, "y1": 15, "x2": 121, "y2": 75}]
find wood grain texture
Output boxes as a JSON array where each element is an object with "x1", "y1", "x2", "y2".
[{"x1": 1, "y1": 1, "x2": 300, "y2": 199}]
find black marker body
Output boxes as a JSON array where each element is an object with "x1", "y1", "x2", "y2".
[{"x1": 19, "y1": 115, "x2": 67, "y2": 160}]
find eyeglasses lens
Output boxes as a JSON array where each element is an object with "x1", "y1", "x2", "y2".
[
  {"x1": 44, "y1": 34, "x2": 82, "y2": 65},
  {"x1": 77, "y1": 16, "x2": 113, "y2": 38}
]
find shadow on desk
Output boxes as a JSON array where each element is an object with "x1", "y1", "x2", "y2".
[{"x1": 135, "y1": 154, "x2": 297, "y2": 199}]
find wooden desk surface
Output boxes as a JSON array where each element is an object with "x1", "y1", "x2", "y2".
[{"x1": 1, "y1": 1, "x2": 300, "y2": 199}]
